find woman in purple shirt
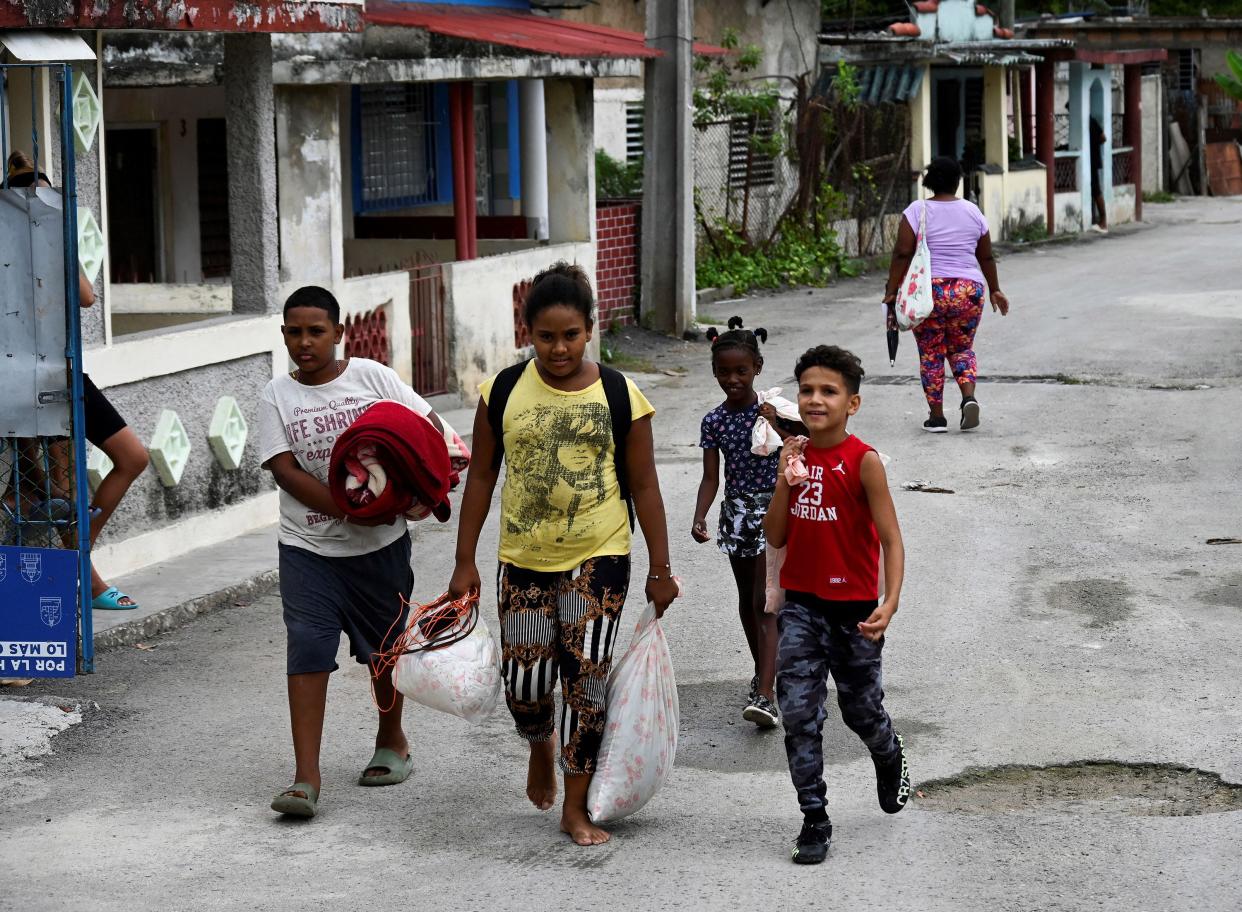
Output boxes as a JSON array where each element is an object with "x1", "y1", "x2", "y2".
[{"x1": 883, "y1": 157, "x2": 1010, "y2": 432}]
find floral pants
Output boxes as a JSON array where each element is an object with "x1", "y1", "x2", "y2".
[{"x1": 912, "y1": 278, "x2": 985, "y2": 407}]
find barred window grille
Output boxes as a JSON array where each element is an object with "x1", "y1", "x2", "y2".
[
  {"x1": 728, "y1": 114, "x2": 777, "y2": 191},
  {"x1": 358, "y1": 84, "x2": 436, "y2": 210},
  {"x1": 625, "y1": 100, "x2": 644, "y2": 163}
]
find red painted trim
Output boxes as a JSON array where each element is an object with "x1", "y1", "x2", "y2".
[
  {"x1": 449, "y1": 84, "x2": 471, "y2": 262},
  {"x1": 0, "y1": 0, "x2": 361, "y2": 32},
  {"x1": 364, "y1": 1, "x2": 727, "y2": 58},
  {"x1": 1074, "y1": 48, "x2": 1167, "y2": 65},
  {"x1": 1036, "y1": 60, "x2": 1055, "y2": 235},
  {"x1": 459, "y1": 82, "x2": 478, "y2": 261}
]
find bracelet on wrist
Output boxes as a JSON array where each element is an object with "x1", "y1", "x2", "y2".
[{"x1": 647, "y1": 573, "x2": 673, "y2": 581}]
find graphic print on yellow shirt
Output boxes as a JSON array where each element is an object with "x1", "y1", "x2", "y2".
[{"x1": 480, "y1": 361, "x2": 655, "y2": 572}]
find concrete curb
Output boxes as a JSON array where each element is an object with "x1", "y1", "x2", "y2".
[{"x1": 92, "y1": 570, "x2": 278, "y2": 652}]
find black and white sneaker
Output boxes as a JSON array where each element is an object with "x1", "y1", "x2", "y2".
[
  {"x1": 748, "y1": 674, "x2": 759, "y2": 703},
  {"x1": 922, "y1": 415, "x2": 948, "y2": 433},
  {"x1": 874, "y1": 732, "x2": 911, "y2": 814},
  {"x1": 742, "y1": 694, "x2": 780, "y2": 728},
  {"x1": 960, "y1": 396, "x2": 981, "y2": 431},
  {"x1": 791, "y1": 817, "x2": 832, "y2": 865}
]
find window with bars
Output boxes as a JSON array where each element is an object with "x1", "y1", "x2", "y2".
[
  {"x1": 356, "y1": 84, "x2": 439, "y2": 212},
  {"x1": 625, "y1": 100, "x2": 644, "y2": 163},
  {"x1": 728, "y1": 114, "x2": 777, "y2": 191}
]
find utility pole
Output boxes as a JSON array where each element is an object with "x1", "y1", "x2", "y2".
[{"x1": 640, "y1": 0, "x2": 695, "y2": 336}]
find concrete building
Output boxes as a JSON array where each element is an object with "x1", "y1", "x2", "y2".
[
  {"x1": 1022, "y1": 14, "x2": 1242, "y2": 197},
  {"x1": 819, "y1": 0, "x2": 1164, "y2": 239},
  {"x1": 2, "y1": 0, "x2": 657, "y2": 582}
]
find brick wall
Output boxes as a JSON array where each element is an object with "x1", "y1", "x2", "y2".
[{"x1": 595, "y1": 201, "x2": 640, "y2": 328}]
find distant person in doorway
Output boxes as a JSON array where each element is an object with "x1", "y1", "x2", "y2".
[
  {"x1": 1089, "y1": 116, "x2": 1109, "y2": 233},
  {"x1": 883, "y1": 156, "x2": 1010, "y2": 433},
  {"x1": 4, "y1": 151, "x2": 150, "y2": 612}
]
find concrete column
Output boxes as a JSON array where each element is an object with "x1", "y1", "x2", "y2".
[
  {"x1": 983, "y1": 66, "x2": 1009, "y2": 171},
  {"x1": 909, "y1": 65, "x2": 933, "y2": 174},
  {"x1": 640, "y1": 0, "x2": 694, "y2": 336},
  {"x1": 545, "y1": 79, "x2": 594, "y2": 246},
  {"x1": 1124, "y1": 64, "x2": 1142, "y2": 221},
  {"x1": 1098, "y1": 70, "x2": 1113, "y2": 220},
  {"x1": 224, "y1": 34, "x2": 279, "y2": 314},
  {"x1": 275, "y1": 86, "x2": 344, "y2": 285},
  {"x1": 1019, "y1": 68, "x2": 1034, "y2": 156},
  {"x1": 1036, "y1": 60, "x2": 1055, "y2": 234},
  {"x1": 519, "y1": 79, "x2": 549, "y2": 241},
  {"x1": 1068, "y1": 62, "x2": 1090, "y2": 231}
]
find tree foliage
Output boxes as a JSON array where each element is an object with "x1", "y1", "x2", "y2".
[{"x1": 1215, "y1": 49, "x2": 1242, "y2": 101}]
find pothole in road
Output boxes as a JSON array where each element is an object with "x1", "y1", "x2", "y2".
[
  {"x1": 916, "y1": 762, "x2": 1242, "y2": 817},
  {"x1": 675, "y1": 681, "x2": 940, "y2": 773},
  {"x1": 1046, "y1": 577, "x2": 1135, "y2": 628}
]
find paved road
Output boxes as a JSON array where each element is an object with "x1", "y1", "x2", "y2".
[{"x1": 4, "y1": 198, "x2": 1241, "y2": 910}]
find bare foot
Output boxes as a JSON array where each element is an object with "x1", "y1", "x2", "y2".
[
  {"x1": 560, "y1": 806, "x2": 611, "y2": 846},
  {"x1": 526, "y1": 740, "x2": 557, "y2": 810}
]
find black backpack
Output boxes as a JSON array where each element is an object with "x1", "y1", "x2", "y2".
[{"x1": 487, "y1": 359, "x2": 635, "y2": 530}]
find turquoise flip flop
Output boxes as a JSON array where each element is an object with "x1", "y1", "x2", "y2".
[
  {"x1": 271, "y1": 782, "x2": 319, "y2": 818},
  {"x1": 358, "y1": 748, "x2": 413, "y2": 786},
  {"x1": 92, "y1": 587, "x2": 139, "y2": 611}
]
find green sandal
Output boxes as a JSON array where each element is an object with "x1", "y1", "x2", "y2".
[
  {"x1": 358, "y1": 748, "x2": 413, "y2": 787},
  {"x1": 271, "y1": 782, "x2": 319, "y2": 818}
]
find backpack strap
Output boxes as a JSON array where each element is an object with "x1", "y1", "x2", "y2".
[
  {"x1": 487, "y1": 359, "x2": 531, "y2": 471},
  {"x1": 598, "y1": 364, "x2": 635, "y2": 531}
]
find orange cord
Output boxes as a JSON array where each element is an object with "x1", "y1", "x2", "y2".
[{"x1": 369, "y1": 588, "x2": 481, "y2": 713}]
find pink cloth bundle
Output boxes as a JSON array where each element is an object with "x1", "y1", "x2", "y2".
[{"x1": 784, "y1": 436, "x2": 810, "y2": 486}]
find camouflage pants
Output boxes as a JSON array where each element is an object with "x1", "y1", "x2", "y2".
[{"x1": 776, "y1": 597, "x2": 898, "y2": 816}]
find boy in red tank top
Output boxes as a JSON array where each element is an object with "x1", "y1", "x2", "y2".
[{"x1": 763, "y1": 345, "x2": 909, "y2": 865}]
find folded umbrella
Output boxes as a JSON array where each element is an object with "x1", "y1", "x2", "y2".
[
  {"x1": 885, "y1": 302, "x2": 900, "y2": 366},
  {"x1": 329, "y1": 400, "x2": 453, "y2": 523}
]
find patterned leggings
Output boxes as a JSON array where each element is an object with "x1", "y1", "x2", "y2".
[
  {"x1": 497, "y1": 555, "x2": 629, "y2": 776},
  {"x1": 912, "y1": 278, "x2": 986, "y2": 407},
  {"x1": 777, "y1": 596, "x2": 898, "y2": 817}
]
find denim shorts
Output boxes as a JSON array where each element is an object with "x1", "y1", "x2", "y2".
[{"x1": 279, "y1": 532, "x2": 413, "y2": 675}]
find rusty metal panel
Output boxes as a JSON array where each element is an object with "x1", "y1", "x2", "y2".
[{"x1": 0, "y1": 187, "x2": 70, "y2": 437}]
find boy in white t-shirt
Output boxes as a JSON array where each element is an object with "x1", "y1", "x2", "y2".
[{"x1": 257, "y1": 285, "x2": 443, "y2": 818}]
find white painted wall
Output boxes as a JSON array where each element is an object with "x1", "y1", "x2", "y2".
[
  {"x1": 103, "y1": 86, "x2": 227, "y2": 284},
  {"x1": 445, "y1": 242, "x2": 595, "y2": 401},
  {"x1": 334, "y1": 271, "x2": 414, "y2": 388},
  {"x1": 594, "y1": 87, "x2": 642, "y2": 163}
]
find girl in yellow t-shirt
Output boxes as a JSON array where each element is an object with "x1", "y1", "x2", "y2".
[{"x1": 450, "y1": 262, "x2": 678, "y2": 847}]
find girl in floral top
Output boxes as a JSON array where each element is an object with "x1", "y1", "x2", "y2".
[{"x1": 692, "y1": 327, "x2": 803, "y2": 727}]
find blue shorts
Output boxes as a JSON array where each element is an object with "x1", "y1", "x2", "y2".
[{"x1": 279, "y1": 532, "x2": 413, "y2": 675}]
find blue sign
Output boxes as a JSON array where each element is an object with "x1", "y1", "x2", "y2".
[{"x1": 0, "y1": 545, "x2": 78, "y2": 678}]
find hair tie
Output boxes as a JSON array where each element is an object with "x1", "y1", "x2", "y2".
[{"x1": 706, "y1": 327, "x2": 719, "y2": 345}]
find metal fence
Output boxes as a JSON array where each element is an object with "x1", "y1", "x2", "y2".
[
  {"x1": 1, "y1": 62, "x2": 92, "y2": 676},
  {"x1": 410, "y1": 257, "x2": 449, "y2": 396},
  {"x1": 694, "y1": 115, "x2": 798, "y2": 245}
]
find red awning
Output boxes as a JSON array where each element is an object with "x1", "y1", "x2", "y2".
[
  {"x1": 365, "y1": 2, "x2": 726, "y2": 58},
  {"x1": 0, "y1": 0, "x2": 362, "y2": 32}
]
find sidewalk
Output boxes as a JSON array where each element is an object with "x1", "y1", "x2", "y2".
[{"x1": 91, "y1": 525, "x2": 279, "y2": 650}]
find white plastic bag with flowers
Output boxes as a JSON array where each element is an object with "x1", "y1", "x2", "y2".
[{"x1": 587, "y1": 603, "x2": 679, "y2": 823}]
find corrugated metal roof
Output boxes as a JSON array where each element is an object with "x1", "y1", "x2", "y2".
[
  {"x1": 365, "y1": 2, "x2": 727, "y2": 59},
  {"x1": 855, "y1": 64, "x2": 925, "y2": 104}
]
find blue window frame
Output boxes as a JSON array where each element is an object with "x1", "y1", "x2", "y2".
[{"x1": 352, "y1": 83, "x2": 453, "y2": 213}]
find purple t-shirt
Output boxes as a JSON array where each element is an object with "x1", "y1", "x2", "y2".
[{"x1": 902, "y1": 198, "x2": 989, "y2": 287}]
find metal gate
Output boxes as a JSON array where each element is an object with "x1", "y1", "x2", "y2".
[
  {"x1": 0, "y1": 62, "x2": 92, "y2": 676},
  {"x1": 409, "y1": 255, "x2": 449, "y2": 396}
]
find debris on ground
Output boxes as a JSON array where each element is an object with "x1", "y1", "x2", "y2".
[
  {"x1": 902, "y1": 481, "x2": 956, "y2": 494},
  {"x1": 134, "y1": 643, "x2": 156, "y2": 651},
  {"x1": 1206, "y1": 538, "x2": 1242, "y2": 545}
]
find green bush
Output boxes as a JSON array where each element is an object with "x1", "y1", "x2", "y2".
[
  {"x1": 596, "y1": 150, "x2": 642, "y2": 199},
  {"x1": 1142, "y1": 190, "x2": 1177, "y2": 204},
  {"x1": 697, "y1": 220, "x2": 852, "y2": 295}
]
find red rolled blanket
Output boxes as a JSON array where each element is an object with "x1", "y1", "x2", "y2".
[{"x1": 328, "y1": 400, "x2": 453, "y2": 523}]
